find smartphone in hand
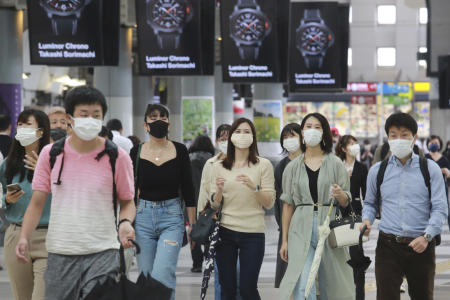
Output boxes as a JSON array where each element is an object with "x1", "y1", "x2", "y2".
[{"x1": 6, "y1": 184, "x2": 22, "y2": 192}]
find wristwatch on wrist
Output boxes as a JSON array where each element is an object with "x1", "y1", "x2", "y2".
[
  {"x1": 146, "y1": 0, "x2": 193, "y2": 49},
  {"x1": 423, "y1": 233, "x2": 433, "y2": 243},
  {"x1": 39, "y1": 0, "x2": 93, "y2": 36},
  {"x1": 229, "y1": 0, "x2": 271, "y2": 61},
  {"x1": 254, "y1": 185, "x2": 260, "y2": 192},
  {"x1": 296, "y1": 8, "x2": 335, "y2": 69}
]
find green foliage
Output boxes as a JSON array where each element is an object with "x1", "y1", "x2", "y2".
[
  {"x1": 183, "y1": 99, "x2": 213, "y2": 142},
  {"x1": 254, "y1": 116, "x2": 280, "y2": 142}
]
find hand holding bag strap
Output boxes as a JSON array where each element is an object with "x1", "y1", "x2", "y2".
[
  {"x1": 335, "y1": 200, "x2": 358, "y2": 229},
  {"x1": 359, "y1": 225, "x2": 368, "y2": 250}
]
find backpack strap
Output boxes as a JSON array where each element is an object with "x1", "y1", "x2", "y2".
[
  {"x1": 419, "y1": 157, "x2": 432, "y2": 200},
  {"x1": 376, "y1": 158, "x2": 390, "y2": 207},
  {"x1": 49, "y1": 138, "x2": 67, "y2": 185},
  {"x1": 95, "y1": 139, "x2": 119, "y2": 223}
]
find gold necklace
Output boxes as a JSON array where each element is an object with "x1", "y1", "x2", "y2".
[{"x1": 150, "y1": 141, "x2": 168, "y2": 161}]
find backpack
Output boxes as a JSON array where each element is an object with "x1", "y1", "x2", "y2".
[
  {"x1": 49, "y1": 138, "x2": 119, "y2": 221},
  {"x1": 376, "y1": 156, "x2": 441, "y2": 246}
]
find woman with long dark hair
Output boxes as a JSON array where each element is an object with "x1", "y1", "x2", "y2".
[
  {"x1": 279, "y1": 113, "x2": 354, "y2": 300},
  {"x1": 188, "y1": 134, "x2": 215, "y2": 273},
  {"x1": 130, "y1": 104, "x2": 196, "y2": 300},
  {"x1": 0, "y1": 109, "x2": 51, "y2": 300},
  {"x1": 274, "y1": 123, "x2": 302, "y2": 289},
  {"x1": 210, "y1": 118, "x2": 275, "y2": 300}
]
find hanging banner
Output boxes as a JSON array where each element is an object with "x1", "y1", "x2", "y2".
[
  {"x1": 253, "y1": 100, "x2": 282, "y2": 142},
  {"x1": 182, "y1": 97, "x2": 214, "y2": 143},
  {"x1": 288, "y1": 2, "x2": 349, "y2": 92},
  {"x1": 0, "y1": 84, "x2": 21, "y2": 138},
  {"x1": 136, "y1": 0, "x2": 215, "y2": 75},
  {"x1": 220, "y1": 0, "x2": 287, "y2": 82},
  {"x1": 27, "y1": 0, "x2": 120, "y2": 66}
]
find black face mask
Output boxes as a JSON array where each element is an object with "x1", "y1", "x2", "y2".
[{"x1": 147, "y1": 120, "x2": 168, "y2": 138}]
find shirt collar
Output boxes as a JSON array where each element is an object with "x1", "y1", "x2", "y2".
[{"x1": 389, "y1": 152, "x2": 418, "y2": 167}]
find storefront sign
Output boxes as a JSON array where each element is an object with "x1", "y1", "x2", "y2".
[
  {"x1": 346, "y1": 82, "x2": 377, "y2": 93},
  {"x1": 27, "y1": 0, "x2": 119, "y2": 66},
  {"x1": 136, "y1": 0, "x2": 215, "y2": 75},
  {"x1": 351, "y1": 96, "x2": 376, "y2": 105},
  {"x1": 383, "y1": 95, "x2": 410, "y2": 106},
  {"x1": 288, "y1": 2, "x2": 349, "y2": 91},
  {"x1": 414, "y1": 82, "x2": 431, "y2": 92},
  {"x1": 378, "y1": 83, "x2": 410, "y2": 95},
  {"x1": 220, "y1": 0, "x2": 286, "y2": 82}
]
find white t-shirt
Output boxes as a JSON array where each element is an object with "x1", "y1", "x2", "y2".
[{"x1": 111, "y1": 131, "x2": 133, "y2": 154}]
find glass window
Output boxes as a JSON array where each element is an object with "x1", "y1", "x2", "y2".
[
  {"x1": 419, "y1": 8, "x2": 428, "y2": 24},
  {"x1": 377, "y1": 5, "x2": 396, "y2": 25},
  {"x1": 348, "y1": 48, "x2": 352, "y2": 67},
  {"x1": 377, "y1": 47, "x2": 396, "y2": 67}
]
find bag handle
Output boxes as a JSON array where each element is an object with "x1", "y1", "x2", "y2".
[
  {"x1": 119, "y1": 239, "x2": 141, "y2": 275},
  {"x1": 359, "y1": 225, "x2": 368, "y2": 250}
]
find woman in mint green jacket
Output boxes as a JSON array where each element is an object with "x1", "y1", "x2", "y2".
[
  {"x1": 279, "y1": 113, "x2": 354, "y2": 300},
  {"x1": 1, "y1": 109, "x2": 51, "y2": 300}
]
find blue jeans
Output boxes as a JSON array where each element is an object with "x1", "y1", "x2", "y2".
[
  {"x1": 293, "y1": 212, "x2": 327, "y2": 300},
  {"x1": 216, "y1": 226, "x2": 264, "y2": 300},
  {"x1": 135, "y1": 198, "x2": 185, "y2": 300},
  {"x1": 215, "y1": 258, "x2": 241, "y2": 300}
]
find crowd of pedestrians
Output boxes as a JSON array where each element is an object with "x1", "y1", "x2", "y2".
[{"x1": 0, "y1": 85, "x2": 449, "y2": 300}]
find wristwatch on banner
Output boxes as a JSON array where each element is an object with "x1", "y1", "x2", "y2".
[
  {"x1": 39, "y1": 0, "x2": 93, "y2": 36},
  {"x1": 146, "y1": 0, "x2": 193, "y2": 50},
  {"x1": 296, "y1": 8, "x2": 335, "y2": 69},
  {"x1": 229, "y1": 0, "x2": 271, "y2": 61}
]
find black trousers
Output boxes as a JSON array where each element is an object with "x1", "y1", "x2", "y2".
[
  {"x1": 375, "y1": 231, "x2": 436, "y2": 300},
  {"x1": 215, "y1": 226, "x2": 265, "y2": 300},
  {"x1": 191, "y1": 242, "x2": 203, "y2": 268}
]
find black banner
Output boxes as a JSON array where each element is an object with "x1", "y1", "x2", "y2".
[
  {"x1": 136, "y1": 0, "x2": 214, "y2": 76},
  {"x1": 220, "y1": 0, "x2": 286, "y2": 83},
  {"x1": 27, "y1": 0, "x2": 119, "y2": 66},
  {"x1": 288, "y1": 2, "x2": 349, "y2": 92}
]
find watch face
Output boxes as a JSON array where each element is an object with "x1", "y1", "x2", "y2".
[
  {"x1": 148, "y1": 0, "x2": 191, "y2": 30},
  {"x1": 298, "y1": 24, "x2": 334, "y2": 55},
  {"x1": 230, "y1": 11, "x2": 270, "y2": 44},
  {"x1": 42, "y1": 0, "x2": 84, "y2": 12}
]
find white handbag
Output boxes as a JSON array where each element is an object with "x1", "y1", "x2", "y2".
[{"x1": 328, "y1": 204, "x2": 369, "y2": 248}]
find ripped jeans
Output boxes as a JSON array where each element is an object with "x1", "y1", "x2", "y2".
[{"x1": 135, "y1": 198, "x2": 185, "y2": 300}]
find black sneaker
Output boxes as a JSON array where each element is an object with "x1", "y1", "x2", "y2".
[{"x1": 191, "y1": 267, "x2": 202, "y2": 273}]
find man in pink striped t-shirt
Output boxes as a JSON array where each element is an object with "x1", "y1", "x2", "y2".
[{"x1": 14, "y1": 86, "x2": 136, "y2": 300}]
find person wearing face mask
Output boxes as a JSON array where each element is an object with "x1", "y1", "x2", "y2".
[
  {"x1": 188, "y1": 134, "x2": 216, "y2": 273},
  {"x1": 210, "y1": 118, "x2": 275, "y2": 300},
  {"x1": 335, "y1": 135, "x2": 368, "y2": 298},
  {"x1": 425, "y1": 135, "x2": 450, "y2": 229},
  {"x1": 274, "y1": 123, "x2": 302, "y2": 290},
  {"x1": 0, "y1": 109, "x2": 52, "y2": 300},
  {"x1": 279, "y1": 113, "x2": 354, "y2": 300},
  {"x1": 15, "y1": 86, "x2": 136, "y2": 300},
  {"x1": 130, "y1": 104, "x2": 196, "y2": 300},
  {"x1": 361, "y1": 113, "x2": 448, "y2": 300}
]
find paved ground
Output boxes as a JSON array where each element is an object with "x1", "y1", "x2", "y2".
[{"x1": 1, "y1": 216, "x2": 450, "y2": 299}]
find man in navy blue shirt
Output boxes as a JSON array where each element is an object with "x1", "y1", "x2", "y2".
[{"x1": 362, "y1": 113, "x2": 447, "y2": 300}]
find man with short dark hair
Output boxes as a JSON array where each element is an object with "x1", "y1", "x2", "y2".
[
  {"x1": 0, "y1": 114, "x2": 12, "y2": 158},
  {"x1": 15, "y1": 86, "x2": 136, "y2": 300},
  {"x1": 106, "y1": 118, "x2": 133, "y2": 154},
  {"x1": 362, "y1": 113, "x2": 448, "y2": 300}
]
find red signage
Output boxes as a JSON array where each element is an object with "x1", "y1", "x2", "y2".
[
  {"x1": 351, "y1": 96, "x2": 377, "y2": 104},
  {"x1": 346, "y1": 82, "x2": 377, "y2": 92}
]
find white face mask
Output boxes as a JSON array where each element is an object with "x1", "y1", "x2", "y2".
[
  {"x1": 303, "y1": 129, "x2": 323, "y2": 147},
  {"x1": 72, "y1": 117, "x2": 103, "y2": 141},
  {"x1": 348, "y1": 144, "x2": 360, "y2": 157},
  {"x1": 15, "y1": 128, "x2": 40, "y2": 147},
  {"x1": 284, "y1": 137, "x2": 300, "y2": 153},
  {"x1": 218, "y1": 141, "x2": 228, "y2": 154},
  {"x1": 231, "y1": 133, "x2": 253, "y2": 149},
  {"x1": 389, "y1": 138, "x2": 413, "y2": 159}
]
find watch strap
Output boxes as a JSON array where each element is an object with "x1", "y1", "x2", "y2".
[
  {"x1": 304, "y1": 55, "x2": 323, "y2": 69},
  {"x1": 157, "y1": 33, "x2": 181, "y2": 49},
  {"x1": 303, "y1": 8, "x2": 322, "y2": 23},
  {"x1": 51, "y1": 15, "x2": 78, "y2": 36},
  {"x1": 237, "y1": 0, "x2": 257, "y2": 8},
  {"x1": 239, "y1": 45, "x2": 259, "y2": 60}
]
